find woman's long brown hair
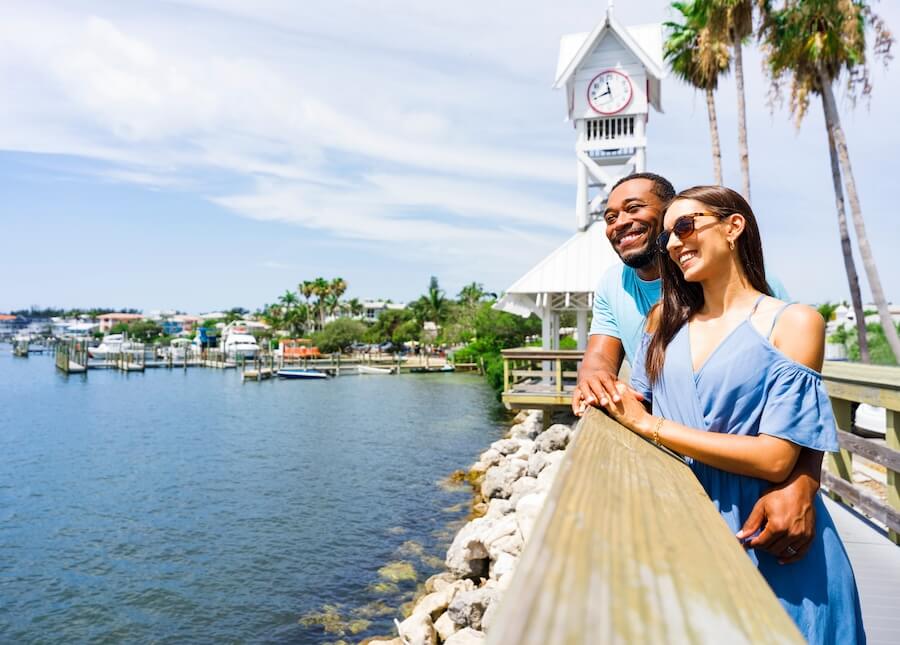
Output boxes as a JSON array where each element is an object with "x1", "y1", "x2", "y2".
[{"x1": 644, "y1": 185, "x2": 771, "y2": 383}]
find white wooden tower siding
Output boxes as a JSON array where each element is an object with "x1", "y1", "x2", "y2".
[{"x1": 495, "y1": 5, "x2": 664, "y2": 352}]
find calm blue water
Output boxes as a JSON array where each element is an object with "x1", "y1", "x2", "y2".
[{"x1": 0, "y1": 348, "x2": 506, "y2": 643}]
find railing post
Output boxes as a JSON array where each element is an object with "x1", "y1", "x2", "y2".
[
  {"x1": 503, "y1": 355, "x2": 509, "y2": 393},
  {"x1": 555, "y1": 357, "x2": 562, "y2": 393},
  {"x1": 888, "y1": 409, "x2": 900, "y2": 545},
  {"x1": 827, "y1": 398, "x2": 854, "y2": 504}
]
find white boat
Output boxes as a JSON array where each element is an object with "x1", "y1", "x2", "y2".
[
  {"x1": 88, "y1": 334, "x2": 142, "y2": 359},
  {"x1": 356, "y1": 365, "x2": 393, "y2": 375},
  {"x1": 278, "y1": 368, "x2": 328, "y2": 380},
  {"x1": 163, "y1": 338, "x2": 192, "y2": 361},
  {"x1": 223, "y1": 333, "x2": 259, "y2": 359}
]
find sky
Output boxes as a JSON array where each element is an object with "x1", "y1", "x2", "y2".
[{"x1": 1, "y1": 0, "x2": 898, "y2": 313}]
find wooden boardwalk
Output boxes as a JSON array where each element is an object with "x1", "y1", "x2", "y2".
[{"x1": 825, "y1": 496, "x2": 900, "y2": 644}]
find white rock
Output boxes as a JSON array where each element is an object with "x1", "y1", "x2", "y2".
[
  {"x1": 526, "y1": 451, "x2": 549, "y2": 478},
  {"x1": 424, "y1": 572, "x2": 455, "y2": 594},
  {"x1": 415, "y1": 587, "x2": 457, "y2": 621},
  {"x1": 510, "y1": 439, "x2": 535, "y2": 460},
  {"x1": 509, "y1": 421, "x2": 540, "y2": 440},
  {"x1": 485, "y1": 498, "x2": 513, "y2": 518},
  {"x1": 434, "y1": 611, "x2": 459, "y2": 642},
  {"x1": 368, "y1": 639, "x2": 402, "y2": 645},
  {"x1": 481, "y1": 514, "x2": 519, "y2": 550},
  {"x1": 488, "y1": 530, "x2": 524, "y2": 559},
  {"x1": 447, "y1": 587, "x2": 498, "y2": 631},
  {"x1": 515, "y1": 491, "x2": 546, "y2": 544},
  {"x1": 512, "y1": 410, "x2": 531, "y2": 424},
  {"x1": 534, "y1": 424, "x2": 572, "y2": 452},
  {"x1": 398, "y1": 611, "x2": 436, "y2": 645},
  {"x1": 489, "y1": 550, "x2": 518, "y2": 581},
  {"x1": 480, "y1": 460, "x2": 527, "y2": 499},
  {"x1": 475, "y1": 448, "x2": 502, "y2": 469},
  {"x1": 445, "y1": 518, "x2": 492, "y2": 578},
  {"x1": 490, "y1": 438, "x2": 520, "y2": 456},
  {"x1": 535, "y1": 451, "x2": 566, "y2": 492},
  {"x1": 443, "y1": 627, "x2": 486, "y2": 645},
  {"x1": 508, "y1": 476, "x2": 538, "y2": 507}
]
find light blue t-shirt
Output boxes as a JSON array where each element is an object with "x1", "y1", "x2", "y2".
[{"x1": 589, "y1": 264, "x2": 790, "y2": 364}]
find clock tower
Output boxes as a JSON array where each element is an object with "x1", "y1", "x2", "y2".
[
  {"x1": 495, "y1": 5, "x2": 664, "y2": 355},
  {"x1": 554, "y1": 4, "x2": 665, "y2": 230}
]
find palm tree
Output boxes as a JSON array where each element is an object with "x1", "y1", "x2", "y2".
[
  {"x1": 423, "y1": 276, "x2": 448, "y2": 324},
  {"x1": 346, "y1": 297, "x2": 364, "y2": 318},
  {"x1": 704, "y1": 0, "x2": 754, "y2": 200},
  {"x1": 312, "y1": 277, "x2": 330, "y2": 331},
  {"x1": 457, "y1": 282, "x2": 487, "y2": 307},
  {"x1": 330, "y1": 277, "x2": 347, "y2": 301},
  {"x1": 665, "y1": 1, "x2": 731, "y2": 184},
  {"x1": 761, "y1": 0, "x2": 898, "y2": 362},
  {"x1": 299, "y1": 281, "x2": 314, "y2": 333}
]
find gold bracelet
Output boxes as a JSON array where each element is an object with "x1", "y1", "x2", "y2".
[{"x1": 652, "y1": 417, "x2": 664, "y2": 446}]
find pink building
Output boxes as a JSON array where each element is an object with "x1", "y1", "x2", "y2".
[{"x1": 98, "y1": 313, "x2": 144, "y2": 333}]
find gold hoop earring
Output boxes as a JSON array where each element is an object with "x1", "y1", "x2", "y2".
[{"x1": 728, "y1": 239, "x2": 735, "y2": 251}]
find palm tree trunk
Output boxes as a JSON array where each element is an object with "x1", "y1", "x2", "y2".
[
  {"x1": 822, "y1": 96, "x2": 870, "y2": 362},
  {"x1": 705, "y1": 87, "x2": 723, "y2": 185},
  {"x1": 733, "y1": 40, "x2": 751, "y2": 202},
  {"x1": 821, "y1": 71, "x2": 900, "y2": 362}
]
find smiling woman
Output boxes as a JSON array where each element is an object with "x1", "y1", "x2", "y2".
[{"x1": 608, "y1": 185, "x2": 866, "y2": 644}]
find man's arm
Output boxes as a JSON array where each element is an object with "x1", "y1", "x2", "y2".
[
  {"x1": 736, "y1": 447, "x2": 822, "y2": 563},
  {"x1": 572, "y1": 334, "x2": 626, "y2": 415}
]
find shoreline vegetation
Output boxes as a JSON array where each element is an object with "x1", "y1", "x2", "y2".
[{"x1": 354, "y1": 409, "x2": 576, "y2": 645}]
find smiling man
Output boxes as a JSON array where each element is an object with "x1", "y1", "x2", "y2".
[{"x1": 573, "y1": 172, "x2": 824, "y2": 564}]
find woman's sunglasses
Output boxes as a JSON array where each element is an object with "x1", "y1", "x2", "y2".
[{"x1": 656, "y1": 212, "x2": 726, "y2": 253}]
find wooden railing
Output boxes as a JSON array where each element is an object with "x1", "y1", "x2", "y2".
[
  {"x1": 487, "y1": 408, "x2": 803, "y2": 644},
  {"x1": 500, "y1": 348, "x2": 584, "y2": 411},
  {"x1": 821, "y1": 362, "x2": 900, "y2": 544}
]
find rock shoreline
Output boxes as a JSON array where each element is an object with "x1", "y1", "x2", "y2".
[{"x1": 363, "y1": 409, "x2": 576, "y2": 645}]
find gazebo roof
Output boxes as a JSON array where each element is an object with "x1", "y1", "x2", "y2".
[{"x1": 495, "y1": 221, "x2": 621, "y2": 317}]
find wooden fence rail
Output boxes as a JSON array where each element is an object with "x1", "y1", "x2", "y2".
[
  {"x1": 821, "y1": 362, "x2": 900, "y2": 544},
  {"x1": 487, "y1": 408, "x2": 803, "y2": 644}
]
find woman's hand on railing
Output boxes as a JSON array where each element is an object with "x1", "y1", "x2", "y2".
[{"x1": 598, "y1": 383, "x2": 654, "y2": 435}]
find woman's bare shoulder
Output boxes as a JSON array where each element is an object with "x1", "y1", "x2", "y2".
[{"x1": 772, "y1": 304, "x2": 825, "y2": 371}]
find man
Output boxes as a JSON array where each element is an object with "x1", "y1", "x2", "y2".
[{"x1": 573, "y1": 172, "x2": 821, "y2": 562}]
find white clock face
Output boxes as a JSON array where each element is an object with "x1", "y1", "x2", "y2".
[{"x1": 587, "y1": 70, "x2": 633, "y2": 115}]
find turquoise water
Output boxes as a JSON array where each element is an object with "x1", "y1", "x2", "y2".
[{"x1": 0, "y1": 348, "x2": 506, "y2": 643}]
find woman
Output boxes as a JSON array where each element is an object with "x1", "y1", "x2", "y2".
[{"x1": 601, "y1": 186, "x2": 864, "y2": 644}]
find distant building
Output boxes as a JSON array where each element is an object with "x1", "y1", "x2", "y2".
[
  {"x1": 98, "y1": 312, "x2": 144, "y2": 333},
  {"x1": 360, "y1": 300, "x2": 407, "y2": 322},
  {"x1": 0, "y1": 314, "x2": 27, "y2": 337}
]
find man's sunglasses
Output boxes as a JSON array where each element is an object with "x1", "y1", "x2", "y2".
[{"x1": 656, "y1": 212, "x2": 726, "y2": 253}]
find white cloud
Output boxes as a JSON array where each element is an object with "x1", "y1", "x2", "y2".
[{"x1": 0, "y1": 0, "x2": 898, "y2": 306}]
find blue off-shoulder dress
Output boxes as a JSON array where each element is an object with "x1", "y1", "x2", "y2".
[{"x1": 631, "y1": 301, "x2": 865, "y2": 645}]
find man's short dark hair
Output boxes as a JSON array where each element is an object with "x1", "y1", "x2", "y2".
[{"x1": 610, "y1": 172, "x2": 675, "y2": 203}]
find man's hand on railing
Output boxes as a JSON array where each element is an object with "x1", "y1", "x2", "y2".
[
  {"x1": 572, "y1": 370, "x2": 644, "y2": 416},
  {"x1": 735, "y1": 468, "x2": 819, "y2": 564}
]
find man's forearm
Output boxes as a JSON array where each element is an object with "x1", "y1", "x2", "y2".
[
  {"x1": 578, "y1": 336, "x2": 624, "y2": 384},
  {"x1": 792, "y1": 448, "x2": 824, "y2": 485}
]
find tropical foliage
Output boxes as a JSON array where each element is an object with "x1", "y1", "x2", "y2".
[
  {"x1": 759, "y1": 0, "x2": 898, "y2": 362},
  {"x1": 665, "y1": 1, "x2": 731, "y2": 184}
]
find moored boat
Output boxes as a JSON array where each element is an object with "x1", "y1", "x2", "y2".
[
  {"x1": 410, "y1": 364, "x2": 456, "y2": 374},
  {"x1": 277, "y1": 368, "x2": 328, "y2": 380},
  {"x1": 356, "y1": 365, "x2": 393, "y2": 375}
]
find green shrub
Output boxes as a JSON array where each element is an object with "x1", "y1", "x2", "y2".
[{"x1": 312, "y1": 318, "x2": 368, "y2": 354}]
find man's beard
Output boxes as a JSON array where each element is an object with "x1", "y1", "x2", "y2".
[{"x1": 620, "y1": 245, "x2": 657, "y2": 269}]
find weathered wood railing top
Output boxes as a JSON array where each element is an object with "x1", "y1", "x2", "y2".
[{"x1": 487, "y1": 408, "x2": 804, "y2": 644}]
